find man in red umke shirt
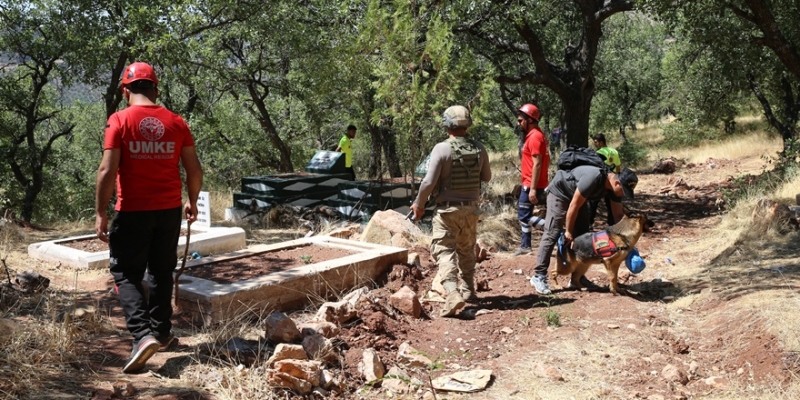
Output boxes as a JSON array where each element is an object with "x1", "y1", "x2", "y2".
[
  {"x1": 514, "y1": 103, "x2": 550, "y2": 256},
  {"x1": 95, "y1": 62, "x2": 203, "y2": 374}
]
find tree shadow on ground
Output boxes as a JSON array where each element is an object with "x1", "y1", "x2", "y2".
[{"x1": 670, "y1": 231, "x2": 800, "y2": 302}]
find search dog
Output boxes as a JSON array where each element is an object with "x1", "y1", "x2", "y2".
[{"x1": 552, "y1": 212, "x2": 654, "y2": 295}]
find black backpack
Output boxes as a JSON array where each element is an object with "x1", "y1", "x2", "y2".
[{"x1": 556, "y1": 146, "x2": 608, "y2": 172}]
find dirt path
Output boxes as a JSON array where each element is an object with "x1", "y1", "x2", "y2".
[{"x1": 3, "y1": 154, "x2": 797, "y2": 399}]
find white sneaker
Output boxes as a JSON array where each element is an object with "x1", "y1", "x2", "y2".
[{"x1": 529, "y1": 274, "x2": 552, "y2": 295}]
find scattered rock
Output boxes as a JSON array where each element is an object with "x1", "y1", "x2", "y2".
[
  {"x1": 320, "y1": 369, "x2": 339, "y2": 391},
  {"x1": 688, "y1": 361, "x2": 700, "y2": 376},
  {"x1": 302, "y1": 333, "x2": 336, "y2": 363},
  {"x1": 397, "y1": 342, "x2": 432, "y2": 368},
  {"x1": 533, "y1": 363, "x2": 564, "y2": 381},
  {"x1": 407, "y1": 252, "x2": 421, "y2": 268},
  {"x1": 661, "y1": 364, "x2": 689, "y2": 385},
  {"x1": 298, "y1": 321, "x2": 340, "y2": 339},
  {"x1": 391, "y1": 232, "x2": 413, "y2": 248},
  {"x1": 327, "y1": 224, "x2": 360, "y2": 239},
  {"x1": 221, "y1": 337, "x2": 259, "y2": 366},
  {"x1": 389, "y1": 286, "x2": 421, "y2": 318},
  {"x1": 382, "y1": 376, "x2": 411, "y2": 394},
  {"x1": 652, "y1": 158, "x2": 677, "y2": 174},
  {"x1": 273, "y1": 359, "x2": 322, "y2": 387},
  {"x1": 702, "y1": 376, "x2": 730, "y2": 389},
  {"x1": 265, "y1": 312, "x2": 301, "y2": 344},
  {"x1": 266, "y1": 343, "x2": 307, "y2": 367},
  {"x1": 360, "y1": 210, "x2": 424, "y2": 246},
  {"x1": 431, "y1": 369, "x2": 493, "y2": 392},
  {"x1": 112, "y1": 381, "x2": 134, "y2": 397},
  {"x1": 267, "y1": 371, "x2": 312, "y2": 395},
  {"x1": 91, "y1": 389, "x2": 114, "y2": 400},
  {"x1": 314, "y1": 300, "x2": 357, "y2": 325},
  {"x1": 358, "y1": 348, "x2": 385, "y2": 383}
]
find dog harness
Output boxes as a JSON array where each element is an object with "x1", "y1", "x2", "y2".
[{"x1": 591, "y1": 231, "x2": 619, "y2": 257}]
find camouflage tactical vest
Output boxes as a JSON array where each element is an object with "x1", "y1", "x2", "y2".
[{"x1": 446, "y1": 137, "x2": 481, "y2": 192}]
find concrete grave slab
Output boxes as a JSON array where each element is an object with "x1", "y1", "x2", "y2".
[
  {"x1": 27, "y1": 224, "x2": 246, "y2": 270},
  {"x1": 174, "y1": 236, "x2": 407, "y2": 325}
]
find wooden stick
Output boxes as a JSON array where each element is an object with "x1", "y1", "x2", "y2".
[
  {"x1": 2, "y1": 256, "x2": 12, "y2": 285},
  {"x1": 173, "y1": 221, "x2": 192, "y2": 311}
]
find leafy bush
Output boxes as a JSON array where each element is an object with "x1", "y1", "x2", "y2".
[
  {"x1": 660, "y1": 122, "x2": 723, "y2": 149},
  {"x1": 617, "y1": 139, "x2": 649, "y2": 169}
]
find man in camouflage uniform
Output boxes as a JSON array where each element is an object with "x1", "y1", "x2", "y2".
[{"x1": 410, "y1": 105, "x2": 492, "y2": 317}]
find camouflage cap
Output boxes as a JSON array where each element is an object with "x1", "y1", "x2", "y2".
[{"x1": 442, "y1": 105, "x2": 472, "y2": 129}]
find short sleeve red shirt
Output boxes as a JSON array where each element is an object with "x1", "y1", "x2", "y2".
[
  {"x1": 520, "y1": 127, "x2": 550, "y2": 189},
  {"x1": 104, "y1": 105, "x2": 195, "y2": 211}
]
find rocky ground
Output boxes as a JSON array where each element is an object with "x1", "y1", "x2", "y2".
[{"x1": 2, "y1": 154, "x2": 798, "y2": 399}]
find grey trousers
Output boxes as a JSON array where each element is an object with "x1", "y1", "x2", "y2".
[{"x1": 533, "y1": 192, "x2": 591, "y2": 276}]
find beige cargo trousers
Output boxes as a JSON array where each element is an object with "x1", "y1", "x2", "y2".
[{"x1": 430, "y1": 204, "x2": 480, "y2": 296}]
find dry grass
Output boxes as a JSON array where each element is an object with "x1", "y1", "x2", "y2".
[
  {"x1": 0, "y1": 287, "x2": 118, "y2": 396},
  {"x1": 666, "y1": 130, "x2": 781, "y2": 165}
]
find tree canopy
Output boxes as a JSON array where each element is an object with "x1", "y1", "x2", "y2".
[{"x1": 0, "y1": 0, "x2": 798, "y2": 223}]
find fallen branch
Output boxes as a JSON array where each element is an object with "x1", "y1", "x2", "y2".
[{"x1": 2, "y1": 256, "x2": 12, "y2": 285}]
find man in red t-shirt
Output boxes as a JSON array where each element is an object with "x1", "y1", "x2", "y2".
[
  {"x1": 514, "y1": 103, "x2": 550, "y2": 256},
  {"x1": 95, "y1": 62, "x2": 203, "y2": 374}
]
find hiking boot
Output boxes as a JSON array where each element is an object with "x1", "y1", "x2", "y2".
[
  {"x1": 512, "y1": 247, "x2": 532, "y2": 257},
  {"x1": 155, "y1": 331, "x2": 176, "y2": 352},
  {"x1": 461, "y1": 288, "x2": 479, "y2": 303},
  {"x1": 123, "y1": 334, "x2": 159, "y2": 374},
  {"x1": 440, "y1": 292, "x2": 465, "y2": 318},
  {"x1": 529, "y1": 274, "x2": 552, "y2": 295}
]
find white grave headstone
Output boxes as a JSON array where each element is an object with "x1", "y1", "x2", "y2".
[{"x1": 196, "y1": 191, "x2": 211, "y2": 228}]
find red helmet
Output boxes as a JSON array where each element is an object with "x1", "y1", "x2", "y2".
[
  {"x1": 121, "y1": 62, "x2": 158, "y2": 88},
  {"x1": 518, "y1": 103, "x2": 540, "y2": 121}
]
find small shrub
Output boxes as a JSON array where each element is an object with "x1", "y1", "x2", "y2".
[
  {"x1": 617, "y1": 138, "x2": 649, "y2": 169},
  {"x1": 544, "y1": 308, "x2": 561, "y2": 327}
]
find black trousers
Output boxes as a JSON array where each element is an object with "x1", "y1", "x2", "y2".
[
  {"x1": 109, "y1": 207, "x2": 181, "y2": 341},
  {"x1": 588, "y1": 193, "x2": 615, "y2": 226}
]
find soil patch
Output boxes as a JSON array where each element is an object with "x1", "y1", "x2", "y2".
[
  {"x1": 183, "y1": 244, "x2": 356, "y2": 284},
  {"x1": 58, "y1": 228, "x2": 199, "y2": 252}
]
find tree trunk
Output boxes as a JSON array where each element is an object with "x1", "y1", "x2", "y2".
[
  {"x1": 21, "y1": 181, "x2": 41, "y2": 223},
  {"x1": 246, "y1": 82, "x2": 293, "y2": 172},
  {"x1": 367, "y1": 124, "x2": 382, "y2": 179},
  {"x1": 562, "y1": 91, "x2": 593, "y2": 147},
  {"x1": 381, "y1": 126, "x2": 402, "y2": 177},
  {"x1": 747, "y1": 72, "x2": 798, "y2": 153}
]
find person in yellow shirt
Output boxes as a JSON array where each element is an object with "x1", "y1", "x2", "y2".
[
  {"x1": 589, "y1": 134, "x2": 621, "y2": 225},
  {"x1": 335, "y1": 125, "x2": 357, "y2": 180}
]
